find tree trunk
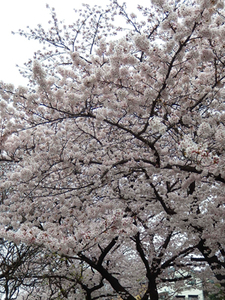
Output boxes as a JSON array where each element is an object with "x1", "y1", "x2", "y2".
[
  {"x1": 197, "y1": 239, "x2": 225, "y2": 290},
  {"x1": 149, "y1": 277, "x2": 159, "y2": 300},
  {"x1": 142, "y1": 276, "x2": 159, "y2": 300}
]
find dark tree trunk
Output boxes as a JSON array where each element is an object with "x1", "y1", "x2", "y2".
[
  {"x1": 197, "y1": 239, "x2": 225, "y2": 290},
  {"x1": 149, "y1": 277, "x2": 159, "y2": 300},
  {"x1": 141, "y1": 276, "x2": 159, "y2": 300}
]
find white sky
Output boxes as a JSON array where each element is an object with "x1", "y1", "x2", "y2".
[{"x1": 0, "y1": 0, "x2": 150, "y2": 86}]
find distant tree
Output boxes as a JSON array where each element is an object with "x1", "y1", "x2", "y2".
[
  {"x1": 1, "y1": 0, "x2": 225, "y2": 299},
  {"x1": 0, "y1": 239, "x2": 41, "y2": 300},
  {"x1": 204, "y1": 285, "x2": 225, "y2": 300}
]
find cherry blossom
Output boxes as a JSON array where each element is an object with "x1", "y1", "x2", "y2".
[{"x1": 0, "y1": 0, "x2": 225, "y2": 299}]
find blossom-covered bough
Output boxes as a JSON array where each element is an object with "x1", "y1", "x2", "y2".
[{"x1": 0, "y1": 0, "x2": 225, "y2": 299}]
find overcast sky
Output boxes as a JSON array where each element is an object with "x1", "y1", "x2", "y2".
[{"x1": 0, "y1": 0, "x2": 150, "y2": 86}]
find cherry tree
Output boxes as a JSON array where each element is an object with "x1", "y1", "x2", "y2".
[{"x1": 1, "y1": 0, "x2": 225, "y2": 299}]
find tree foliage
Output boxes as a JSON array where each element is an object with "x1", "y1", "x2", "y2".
[{"x1": 1, "y1": 0, "x2": 225, "y2": 299}]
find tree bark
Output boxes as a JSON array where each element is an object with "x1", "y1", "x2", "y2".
[{"x1": 197, "y1": 239, "x2": 225, "y2": 290}]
